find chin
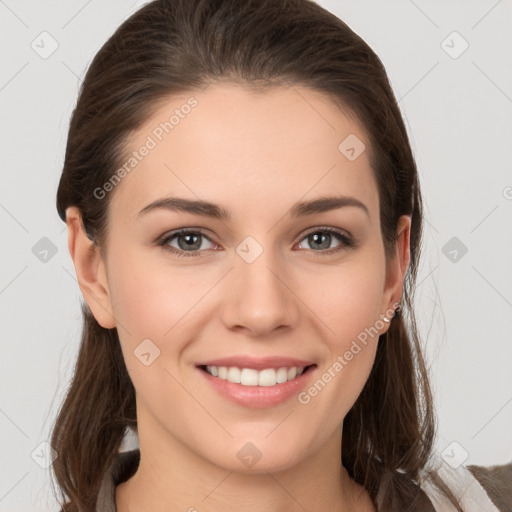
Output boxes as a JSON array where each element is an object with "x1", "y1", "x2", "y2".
[{"x1": 199, "y1": 435, "x2": 306, "y2": 475}]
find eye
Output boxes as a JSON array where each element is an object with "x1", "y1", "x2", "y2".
[
  {"x1": 296, "y1": 227, "x2": 354, "y2": 255},
  {"x1": 156, "y1": 227, "x2": 354, "y2": 258},
  {"x1": 157, "y1": 229, "x2": 217, "y2": 257}
]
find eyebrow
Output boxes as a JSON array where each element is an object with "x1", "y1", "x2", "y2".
[{"x1": 137, "y1": 195, "x2": 370, "y2": 220}]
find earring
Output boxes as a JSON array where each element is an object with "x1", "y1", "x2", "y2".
[{"x1": 382, "y1": 302, "x2": 400, "y2": 323}]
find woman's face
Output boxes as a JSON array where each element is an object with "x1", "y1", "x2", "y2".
[{"x1": 73, "y1": 83, "x2": 409, "y2": 472}]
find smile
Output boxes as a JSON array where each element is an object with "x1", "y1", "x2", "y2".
[{"x1": 200, "y1": 365, "x2": 315, "y2": 386}]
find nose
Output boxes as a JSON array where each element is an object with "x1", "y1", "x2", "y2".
[{"x1": 220, "y1": 243, "x2": 300, "y2": 337}]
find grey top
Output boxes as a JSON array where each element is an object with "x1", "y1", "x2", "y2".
[{"x1": 95, "y1": 449, "x2": 512, "y2": 512}]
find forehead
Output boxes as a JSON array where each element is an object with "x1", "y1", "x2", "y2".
[{"x1": 108, "y1": 82, "x2": 378, "y2": 226}]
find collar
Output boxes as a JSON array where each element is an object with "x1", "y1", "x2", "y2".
[{"x1": 96, "y1": 449, "x2": 140, "y2": 512}]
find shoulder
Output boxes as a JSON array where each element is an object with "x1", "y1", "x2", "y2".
[
  {"x1": 419, "y1": 459, "x2": 512, "y2": 512},
  {"x1": 467, "y1": 461, "x2": 512, "y2": 511}
]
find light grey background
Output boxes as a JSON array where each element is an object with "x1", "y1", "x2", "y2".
[{"x1": 1, "y1": 1, "x2": 511, "y2": 510}]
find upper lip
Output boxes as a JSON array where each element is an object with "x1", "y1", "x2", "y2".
[{"x1": 195, "y1": 356, "x2": 316, "y2": 371}]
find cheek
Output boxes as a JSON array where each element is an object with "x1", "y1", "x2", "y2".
[
  {"x1": 310, "y1": 254, "x2": 386, "y2": 344},
  {"x1": 106, "y1": 244, "x2": 222, "y2": 386},
  {"x1": 297, "y1": 253, "x2": 385, "y2": 411},
  {"x1": 107, "y1": 244, "x2": 203, "y2": 339},
  {"x1": 106, "y1": 247, "x2": 198, "y2": 403}
]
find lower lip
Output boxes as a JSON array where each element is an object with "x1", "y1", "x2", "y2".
[{"x1": 196, "y1": 365, "x2": 317, "y2": 408}]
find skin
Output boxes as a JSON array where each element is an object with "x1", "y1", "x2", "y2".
[{"x1": 66, "y1": 83, "x2": 410, "y2": 512}]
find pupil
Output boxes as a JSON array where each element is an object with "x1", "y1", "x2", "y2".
[
  {"x1": 311, "y1": 232, "x2": 330, "y2": 249},
  {"x1": 180, "y1": 234, "x2": 200, "y2": 250}
]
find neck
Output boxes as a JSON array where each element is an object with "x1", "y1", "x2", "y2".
[{"x1": 115, "y1": 409, "x2": 374, "y2": 512}]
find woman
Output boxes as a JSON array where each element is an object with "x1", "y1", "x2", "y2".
[{"x1": 52, "y1": 0, "x2": 511, "y2": 510}]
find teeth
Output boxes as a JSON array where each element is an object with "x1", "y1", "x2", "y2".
[{"x1": 205, "y1": 365, "x2": 308, "y2": 386}]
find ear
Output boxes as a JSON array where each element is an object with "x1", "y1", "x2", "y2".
[
  {"x1": 379, "y1": 214, "x2": 411, "y2": 333},
  {"x1": 65, "y1": 206, "x2": 116, "y2": 329}
]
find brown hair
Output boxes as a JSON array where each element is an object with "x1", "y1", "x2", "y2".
[{"x1": 53, "y1": 0, "x2": 463, "y2": 510}]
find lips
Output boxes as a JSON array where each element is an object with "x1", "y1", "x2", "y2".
[
  {"x1": 196, "y1": 362, "x2": 318, "y2": 408},
  {"x1": 195, "y1": 355, "x2": 316, "y2": 371}
]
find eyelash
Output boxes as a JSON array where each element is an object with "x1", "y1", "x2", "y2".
[{"x1": 156, "y1": 227, "x2": 355, "y2": 258}]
